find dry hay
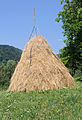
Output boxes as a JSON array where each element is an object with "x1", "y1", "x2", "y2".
[{"x1": 8, "y1": 35, "x2": 75, "y2": 92}]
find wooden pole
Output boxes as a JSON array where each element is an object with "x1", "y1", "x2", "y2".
[{"x1": 34, "y1": 8, "x2": 37, "y2": 36}]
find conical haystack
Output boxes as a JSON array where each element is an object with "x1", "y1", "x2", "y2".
[{"x1": 8, "y1": 35, "x2": 75, "y2": 92}]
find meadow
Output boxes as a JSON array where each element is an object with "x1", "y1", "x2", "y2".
[{"x1": 0, "y1": 79, "x2": 82, "y2": 120}]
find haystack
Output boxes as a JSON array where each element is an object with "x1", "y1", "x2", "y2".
[{"x1": 8, "y1": 35, "x2": 75, "y2": 92}]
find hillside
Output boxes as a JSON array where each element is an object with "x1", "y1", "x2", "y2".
[
  {"x1": 0, "y1": 80, "x2": 81, "y2": 120},
  {"x1": 0, "y1": 45, "x2": 22, "y2": 64}
]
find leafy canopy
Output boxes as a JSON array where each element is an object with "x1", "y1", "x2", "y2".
[{"x1": 56, "y1": 0, "x2": 82, "y2": 76}]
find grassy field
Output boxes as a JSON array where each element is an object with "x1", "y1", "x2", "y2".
[{"x1": 0, "y1": 79, "x2": 82, "y2": 120}]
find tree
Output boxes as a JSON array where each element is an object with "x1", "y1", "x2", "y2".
[
  {"x1": 4, "y1": 60, "x2": 16, "y2": 86},
  {"x1": 0, "y1": 60, "x2": 16, "y2": 88},
  {"x1": 0, "y1": 62, "x2": 5, "y2": 86},
  {"x1": 56, "y1": 0, "x2": 82, "y2": 76}
]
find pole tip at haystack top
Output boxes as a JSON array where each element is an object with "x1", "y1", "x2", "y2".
[{"x1": 34, "y1": 8, "x2": 37, "y2": 36}]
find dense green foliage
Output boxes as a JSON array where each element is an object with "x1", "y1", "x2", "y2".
[
  {"x1": 0, "y1": 60, "x2": 16, "y2": 88},
  {"x1": 0, "y1": 45, "x2": 22, "y2": 88},
  {"x1": 56, "y1": 0, "x2": 82, "y2": 76},
  {"x1": 0, "y1": 45, "x2": 22, "y2": 64},
  {"x1": 0, "y1": 80, "x2": 81, "y2": 120}
]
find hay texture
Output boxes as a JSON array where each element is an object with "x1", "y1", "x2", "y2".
[{"x1": 8, "y1": 35, "x2": 75, "y2": 92}]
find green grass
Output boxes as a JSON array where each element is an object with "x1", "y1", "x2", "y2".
[{"x1": 0, "y1": 80, "x2": 82, "y2": 120}]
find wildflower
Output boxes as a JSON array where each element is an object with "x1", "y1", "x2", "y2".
[
  {"x1": 61, "y1": 104, "x2": 63, "y2": 106},
  {"x1": 57, "y1": 109, "x2": 60, "y2": 113},
  {"x1": 42, "y1": 104, "x2": 46, "y2": 107}
]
